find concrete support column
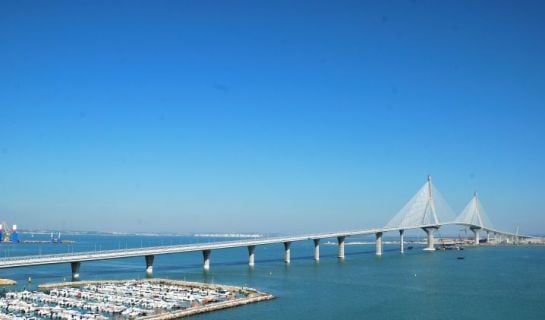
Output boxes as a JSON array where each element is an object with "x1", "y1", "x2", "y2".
[
  {"x1": 202, "y1": 250, "x2": 211, "y2": 270},
  {"x1": 486, "y1": 231, "x2": 490, "y2": 243},
  {"x1": 313, "y1": 239, "x2": 320, "y2": 261},
  {"x1": 248, "y1": 245, "x2": 256, "y2": 267},
  {"x1": 71, "y1": 261, "x2": 81, "y2": 281},
  {"x1": 337, "y1": 236, "x2": 346, "y2": 259},
  {"x1": 471, "y1": 228, "x2": 480, "y2": 245},
  {"x1": 376, "y1": 232, "x2": 383, "y2": 256},
  {"x1": 145, "y1": 255, "x2": 154, "y2": 275},
  {"x1": 283, "y1": 242, "x2": 291, "y2": 264},
  {"x1": 422, "y1": 227, "x2": 437, "y2": 251},
  {"x1": 399, "y1": 229, "x2": 405, "y2": 254}
]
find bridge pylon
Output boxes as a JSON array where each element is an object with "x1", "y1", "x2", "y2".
[
  {"x1": 385, "y1": 176, "x2": 455, "y2": 251},
  {"x1": 456, "y1": 192, "x2": 494, "y2": 245}
]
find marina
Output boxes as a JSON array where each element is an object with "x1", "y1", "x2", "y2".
[{"x1": 0, "y1": 279, "x2": 273, "y2": 319}]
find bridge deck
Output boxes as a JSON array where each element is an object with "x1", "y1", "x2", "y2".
[{"x1": 0, "y1": 223, "x2": 528, "y2": 269}]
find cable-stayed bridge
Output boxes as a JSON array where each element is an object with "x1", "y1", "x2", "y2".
[{"x1": 0, "y1": 176, "x2": 537, "y2": 280}]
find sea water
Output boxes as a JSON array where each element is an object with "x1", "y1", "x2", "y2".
[{"x1": 1, "y1": 234, "x2": 544, "y2": 320}]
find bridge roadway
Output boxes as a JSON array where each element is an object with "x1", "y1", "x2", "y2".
[{"x1": 0, "y1": 222, "x2": 529, "y2": 280}]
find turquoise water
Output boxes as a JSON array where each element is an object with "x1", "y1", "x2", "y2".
[{"x1": 2, "y1": 234, "x2": 545, "y2": 319}]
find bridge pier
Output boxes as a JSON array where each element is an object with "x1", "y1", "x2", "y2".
[
  {"x1": 313, "y1": 239, "x2": 320, "y2": 261},
  {"x1": 248, "y1": 245, "x2": 256, "y2": 267},
  {"x1": 284, "y1": 242, "x2": 291, "y2": 264},
  {"x1": 202, "y1": 250, "x2": 211, "y2": 270},
  {"x1": 422, "y1": 227, "x2": 438, "y2": 251},
  {"x1": 471, "y1": 227, "x2": 481, "y2": 245},
  {"x1": 375, "y1": 232, "x2": 383, "y2": 256},
  {"x1": 337, "y1": 236, "x2": 346, "y2": 259},
  {"x1": 399, "y1": 229, "x2": 404, "y2": 254},
  {"x1": 145, "y1": 255, "x2": 154, "y2": 275},
  {"x1": 71, "y1": 261, "x2": 81, "y2": 281},
  {"x1": 486, "y1": 231, "x2": 490, "y2": 243}
]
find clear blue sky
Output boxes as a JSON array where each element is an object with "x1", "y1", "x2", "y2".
[{"x1": 1, "y1": 0, "x2": 544, "y2": 234}]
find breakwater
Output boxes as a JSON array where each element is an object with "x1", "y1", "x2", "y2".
[{"x1": 138, "y1": 293, "x2": 274, "y2": 320}]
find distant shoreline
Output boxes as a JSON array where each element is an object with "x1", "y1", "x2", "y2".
[
  {"x1": 194, "y1": 233, "x2": 263, "y2": 238},
  {"x1": 17, "y1": 230, "x2": 545, "y2": 239},
  {"x1": 17, "y1": 230, "x2": 273, "y2": 238}
]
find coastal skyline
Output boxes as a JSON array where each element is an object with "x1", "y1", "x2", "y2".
[{"x1": 1, "y1": 0, "x2": 545, "y2": 234}]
